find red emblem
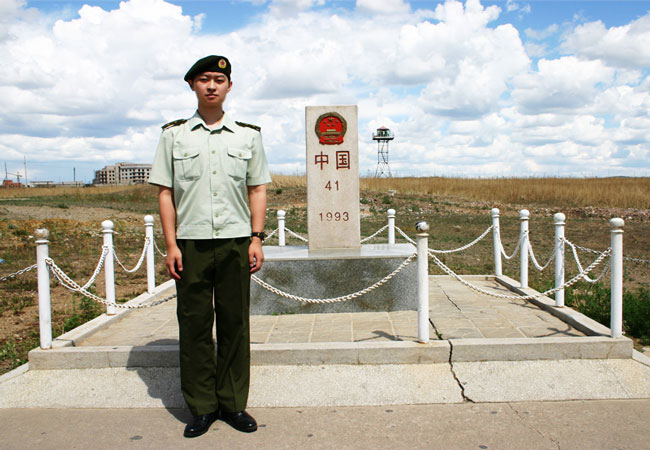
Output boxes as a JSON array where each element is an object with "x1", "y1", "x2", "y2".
[{"x1": 315, "y1": 112, "x2": 347, "y2": 145}]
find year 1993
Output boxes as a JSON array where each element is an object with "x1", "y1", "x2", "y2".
[{"x1": 318, "y1": 211, "x2": 350, "y2": 221}]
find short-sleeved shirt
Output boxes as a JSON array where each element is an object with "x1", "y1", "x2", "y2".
[{"x1": 148, "y1": 112, "x2": 272, "y2": 239}]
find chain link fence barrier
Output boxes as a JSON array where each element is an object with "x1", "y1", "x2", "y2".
[
  {"x1": 360, "y1": 224, "x2": 389, "y2": 243},
  {"x1": 427, "y1": 245, "x2": 611, "y2": 300},
  {"x1": 571, "y1": 243, "x2": 650, "y2": 265},
  {"x1": 284, "y1": 227, "x2": 309, "y2": 242},
  {"x1": 46, "y1": 257, "x2": 176, "y2": 309},
  {"x1": 0, "y1": 264, "x2": 38, "y2": 282},
  {"x1": 564, "y1": 238, "x2": 612, "y2": 284},
  {"x1": 80, "y1": 246, "x2": 109, "y2": 290},
  {"x1": 113, "y1": 237, "x2": 150, "y2": 273},
  {"x1": 153, "y1": 239, "x2": 167, "y2": 258},
  {"x1": 251, "y1": 253, "x2": 416, "y2": 304},
  {"x1": 527, "y1": 240, "x2": 555, "y2": 272},
  {"x1": 498, "y1": 227, "x2": 524, "y2": 260},
  {"x1": 395, "y1": 225, "x2": 493, "y2": 254}
]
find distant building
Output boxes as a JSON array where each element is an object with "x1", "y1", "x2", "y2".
[
  {"x1": 28, "y1": 181, "x2": 84, "y2": 188},
  {"x1": 1, "y1": 179, "x2": 22, "y2": 188},
  {"x1": 30, "y1": 181, "x2": 55, "y2": 188},
  {"x1": 93, "y1": 162, "x2": 152, "y2": 185}
]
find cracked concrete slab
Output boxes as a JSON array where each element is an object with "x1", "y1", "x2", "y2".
[
  {"x1": 0, "y1": 364, "x2": 463, "y2": 409},
  {"x1": 453, "y1": 359, "x2": 650, "y2": 403}
]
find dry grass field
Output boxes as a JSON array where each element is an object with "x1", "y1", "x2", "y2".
[
  {"x1": 0, "y1": 176, "x2": 649, "y2": 374},
  {"x1": 271, "y1": 175, "x2": 650, "y2": 210}
]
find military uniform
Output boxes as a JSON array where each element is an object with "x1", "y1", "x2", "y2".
[{"x1": 149, "y1": 111, "x2": 271, "y2": 416}]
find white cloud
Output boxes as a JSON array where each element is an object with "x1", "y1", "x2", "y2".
[
  {"x1": 0, "y1": 0, "x2": 648, "y2": 180},
  {"x1": 525, "y1": 24, "x2": 558, "y2": 41},
  {"x1": 356, "y1": 0, "x2": 410, "y2": 15},
  {"x1": 563, "y1": 13, "x2": 650, "y2": 69},
  {"x1": 268, "y1": 0, "x2": 319, "y2": 15},
  {"x1": 505, "y1": 0, "x2": 530, "y2": 15},
  {"x1": 512, "y1": 57, "x2": 615, "y2": 114}
]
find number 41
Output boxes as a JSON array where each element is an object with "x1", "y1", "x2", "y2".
[{"x1": 325, "y1": 180, "x2": 339, "y2": 191}]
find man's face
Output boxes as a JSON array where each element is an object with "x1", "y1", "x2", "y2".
[{"x1": 188, "y1": 72, "x2": 232, "y2": 108}]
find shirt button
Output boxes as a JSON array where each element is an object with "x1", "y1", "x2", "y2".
[
  {"x1": 184, "y1": 153, "x2": 188, "y2": 157},
  {"x1": 212, "y1": 170, "x2": 216, "y2": 175},
  {"x1": 215, "y1": 213, "x2": 219, "y2": 217},
  {"x1": 213, "y1": 192, "x2": 218, "y2": 196},
  {"x1": 211, "y1": 150, "x2": 215, "y2": 154}
]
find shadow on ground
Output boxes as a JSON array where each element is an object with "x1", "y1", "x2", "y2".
[{"x1": 126, "y1": 339, "x2": 189, "y2": 423}]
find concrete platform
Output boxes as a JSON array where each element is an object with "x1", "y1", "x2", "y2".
[
  {"x1": 3, "y1": 274, "x2": 649, "y2": 409},
  {"x1": 2, "y1": 358, "x2": 650, "y2": 408},
  {"x1": 27, "y1": 275, "x2": 634, "y2": 369}
]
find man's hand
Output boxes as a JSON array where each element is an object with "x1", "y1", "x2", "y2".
[
  {"x1": 249, "y1": 238, "x2": 264, "y2": 273},
  {"x1": 166, "y1": 244, "x2": 183, "y2": 280}
]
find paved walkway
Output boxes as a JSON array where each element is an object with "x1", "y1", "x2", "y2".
[
  {"x1": 81, "y1": 276, "x2": 584, "y2": 347},
  {"x1": 2, "y1": 400, "x2": 650, "y2": 449}
]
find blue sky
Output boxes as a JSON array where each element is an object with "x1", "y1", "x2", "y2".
[{"x1": 2, "y1": 0, "x2": 650, "y2": 182}]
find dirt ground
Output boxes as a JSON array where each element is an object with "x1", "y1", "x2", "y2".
[
  {"x1": 0, "y1": 204, "x2": 162, "y2": 373},
  {"x1": 0, "y1": 204, "x2": 147, "y2": 223}
]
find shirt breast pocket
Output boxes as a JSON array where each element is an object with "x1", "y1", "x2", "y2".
[
  {"x1": 172, "y1": 147, "x2": 202, "y2": 181},
  {"x1": 226, "y1": 147, "x2": 252, "y2": 181}
]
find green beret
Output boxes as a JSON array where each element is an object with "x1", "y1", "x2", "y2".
[{"x1": 184, "y1": 55, "x2": 231, "y2": 81}]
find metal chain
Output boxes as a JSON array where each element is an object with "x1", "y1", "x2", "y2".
[
  {"x1": 564, "y1": 238, "x2": 612, "y2": 283},
  {"x1": 284, "y1": 227, "x2": 309, "y2": 242},
  {"x1": 429, "y1": 225, "x2": 493, "y2": 254},
  {"x1": 572, "y1": 243, "x2": 650, "y2": 265},
  {"x1": 581, "y1": 261, "x2": 611, "y2": 284},
  {"x1": 360, "y1": 224, "x2": 389, "y2": 243},
  {"x1": 527, "y1": 240, "x2": 555, "y2": 272},
  {"x1": 81, "y1": 246, "x2": 109, "y2": 290},
  {"x1": 265, "y1": 228, "x2": 279, "y2": 240},
  {"x1": 623, "y1": 255, "x2": 650, "y2": 264},
  {"x1": 251, "y1": 253, "x2": 416, "y2": 304},
  {"x1": 395, "y1": 225, "x2": 493, "y2": 254},
  {"x1": 153, "y1": 239, "x2": 167, "y2": 258},
  {"x1": 396, "y1": 226, "x2": 417, "y2": 245},
  {"x1": 428, "y1": 247, "x2": 611, "y2": 300},
  {"x1": 500, "y1": 228, "x2": 524, "y2": 260},
  {"x1": 113, "y1": 238, "x2": 149, "y2": 273},
  {"x1": 46, "y1": 258, "x2": 175, "y2": 309},
  {"x1": 0, "y1": 264, "x2": 38, "y2": 282}
]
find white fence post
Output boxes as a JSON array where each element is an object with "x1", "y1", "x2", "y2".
[
  {"x1": 102, "y1": 220, "x2": 116, "y2": 315},
  {"x1": 35, "y1": 228, "x2": 52, "y2": 349},
  {"x1": 491, "y1": 208, "x2": 502, "y2": 277},
  {"x1": 387, "y1": 208, "x2": 396, "y2": 245},
  {"x1": 277, "y1": 210, "x2": 286, "y2": 247},
  {"x1": 144, "y1": 215, "x2": 155, "y2": 293},
  {"x1": 610, "y1": 218, "x2": 624, "y2": 338},
  {"x1": 519, "y1": 209, "x2": 529, "y2": 289},
  {"x1": 416, "y1": 221, "x2": 430, "y2": 343},
  {"x1": 554, "y1": 213, "x2": 566, "y2": 307}
]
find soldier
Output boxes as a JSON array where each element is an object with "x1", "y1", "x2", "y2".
[{"x1": 148, "y1": 55, "x2": 271, "y2": 438}]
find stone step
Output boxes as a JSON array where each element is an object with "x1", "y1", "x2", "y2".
[{"x1": 28, "y1": 336, "x2": 632, "y2": 370}]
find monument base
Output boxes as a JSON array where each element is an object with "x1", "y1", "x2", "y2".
[{"x1": 251, "y1": 244, "x2": 417, "y2": 314}]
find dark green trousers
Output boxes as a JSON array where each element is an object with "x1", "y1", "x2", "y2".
[{"x1": 175, "y1": 238, "x2": 251, "y2": 416}]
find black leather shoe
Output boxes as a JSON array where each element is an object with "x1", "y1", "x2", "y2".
[
  {"x1": 221, "y1": 410, "x2": 258, "y2": 433},
  {"x1": 184, "y1": 411, "x2": 219, "y2": 438}
]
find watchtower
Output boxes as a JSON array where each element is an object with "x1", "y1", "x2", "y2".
[{"x1": 372, "y1": 126, "x2": 394, "y2": 177}]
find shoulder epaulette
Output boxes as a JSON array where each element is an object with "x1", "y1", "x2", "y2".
[
  {"x1": 235, "y1": 121, "x2": 261, "y2": 132},
  {"x1": 161, "y1": 119, "x2": 187, "y2": 130}
]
